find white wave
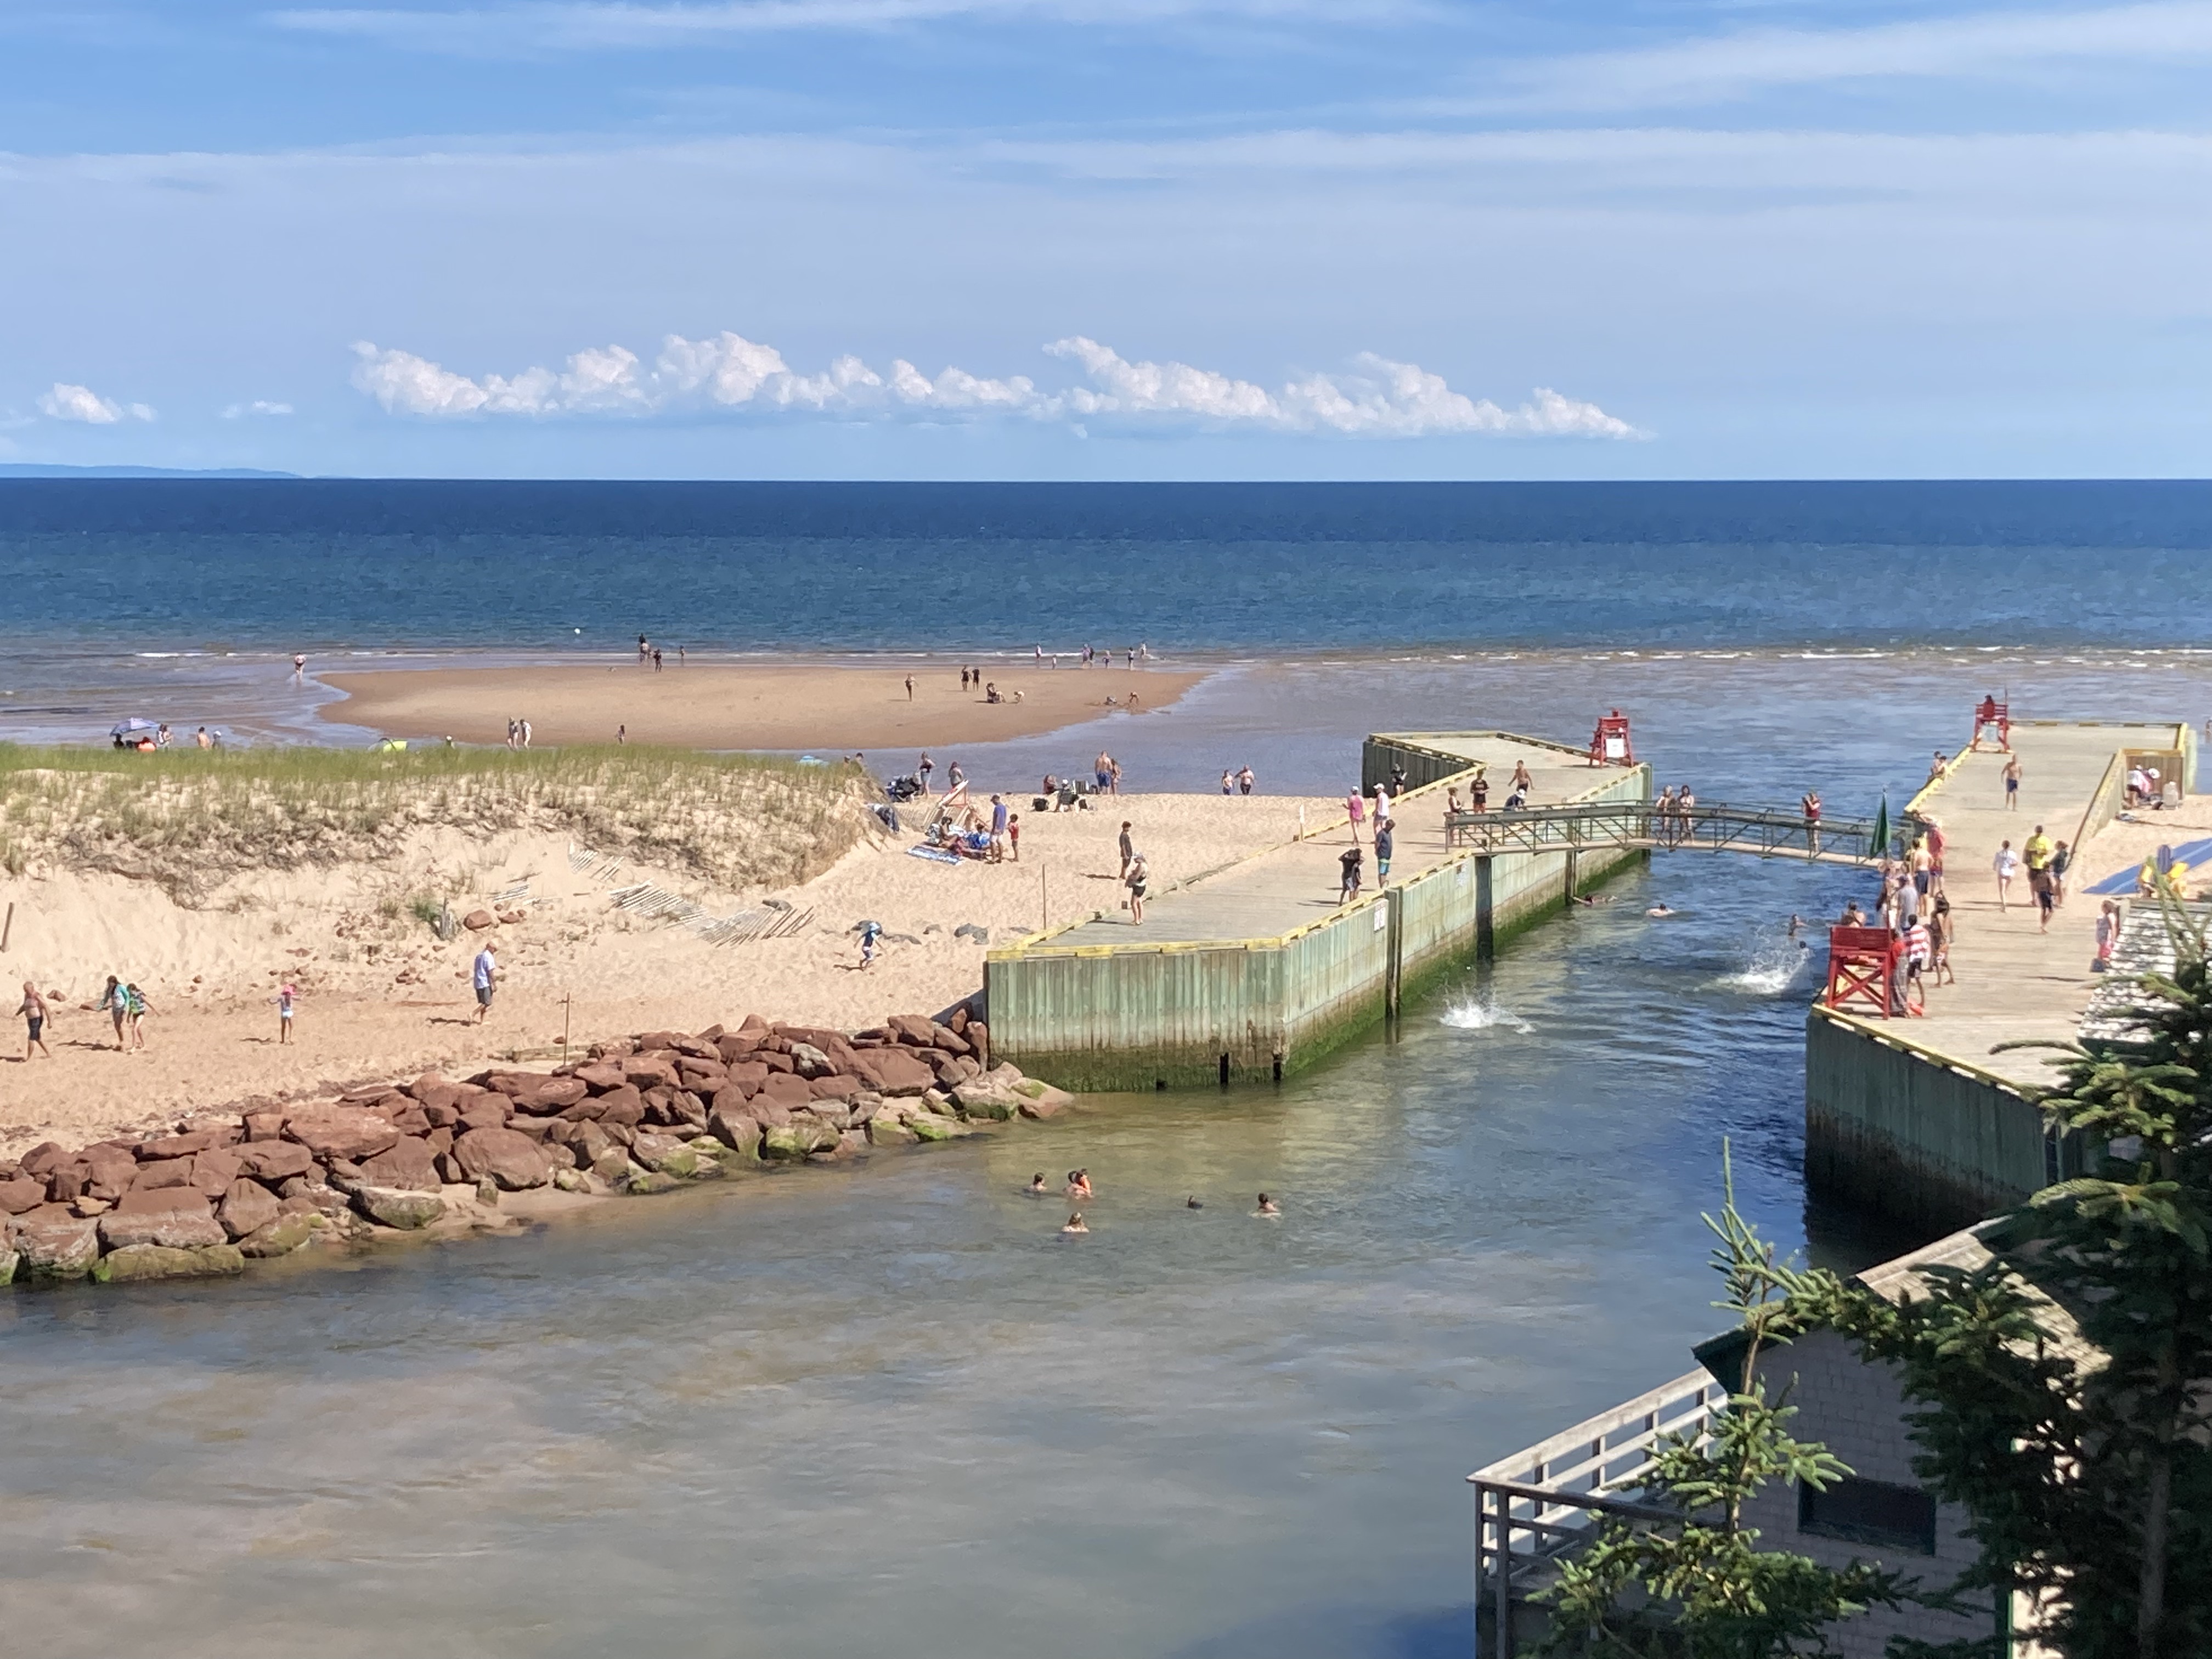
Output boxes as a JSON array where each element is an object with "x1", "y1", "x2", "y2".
[
  {"x1": 1440, "y1": 995, "x2": 1536, "y2": 1034},
  {"x1": 1714, "y1": 938, "x2": 1816, "y2": 996}
]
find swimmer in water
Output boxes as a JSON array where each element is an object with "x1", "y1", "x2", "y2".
[
  {"x1": 1067, "y1": 1170, "x2": 1094, "y2": 1200},
  {"x1": 1647, "y1": 902, "x2": 1675, "y2": 917},
  {"x1": 1787, "y1": 913, "x2": 1803, "y2": 938},
  {"x1": 1062, "y1": 1214, "x2": 1089, "y2": 1235},
  {"x1": 1255, "y1": 1193, "x2": 1280, "y2": 1216},
  {"x1": 1186, "y1": 1195, "x2": 1204, "y2": 1210},
  {"x1": 1027, "y1": 1173, "x2": 1049, "y2": 1196}
]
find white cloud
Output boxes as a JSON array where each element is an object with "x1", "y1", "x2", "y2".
[
  {"x1": 222, "y1": 399, "x2": 297, "y2": 417},
  {"x1": 37, "y1": 383, "x2": 155, "y2": 424},
  {"x1": 1485, "y1": 1, "x2": 2212, "y2": 112},
  {"x1": 272, "y1": 0, "x2": 1408, "y2": 50},
  {"x1": 351, "y1": 332, "x2": 1639, "y2": 438}
]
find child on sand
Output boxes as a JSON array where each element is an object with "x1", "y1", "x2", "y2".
[
  {"x1": 18, "y1": 981, "x2": 52, "y2": 1059},
  {"x1": 857, "y1": 920, "x2": 884, "y2": 969},
  {"x1": 275, "y1": 982, "x2": 297, "y2": 1044},
  {"x1": 95, "y1": 974, "x2": 127, "y2": 1049},
  {"x1": 123, "y1": 983, "x2": 151, "y2": 1051}
]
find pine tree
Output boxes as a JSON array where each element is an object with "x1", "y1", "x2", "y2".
[
  {"x1": 1802, "y1": 902, "x2": 2212, "y2": 1658},
  {"x1": 1538, "y1": 1150, "x2": 1909, "y2": 1657}
]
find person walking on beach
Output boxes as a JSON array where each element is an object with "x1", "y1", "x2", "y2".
[
  {"x1": 1222, "y1": 769, "x2": 1234, "y2": 796},
  {"x1": 95, "y1": 974, "x2": 127, "y2": 1049},
  {"x1": 1124, "y1": 851, "x2": 1150, "y2": 923},
  {"x1": 947, "y1": 760, "x2": 966, "y2": 791},
  {"x1": 1993, "y1": 839, "x2": 2020, "y2": 910},
  {"x1": 2095, "y1": 900, "x2": 2120, "y2": 971},
  {"x1": 18, "y1": 981, "x2": 52, "y2": 1060},
  {"x1": 2050, "y1": 839, "x2": 2071, "y2": 906},
  {"x1": 918, "y1": 751, "x2": 934, "y2": 792},
  {"x1": 652, "y1": 647, "x2": 663, "y2": 671},
  {"x1": 617, "y1": 724, "x2": 627, "y2": 744},
  {"x1": 1930, "y1": 895, "x2": 1956, "y2": 985},
  {"x1": 1118, "y1": 820, "x2": 1135, "y2": 879},
  {"x1": 1374, "y1": 817, "x2": 1395, "y2": 884},
  {"x1": 905, "y1": 675, "x2": 915, "y2": 701},
  {"x1": 637, "y1": 634, "x2": 650, "y2": 662},
  {"x1": 857, "y1": 919, "x2": 884, "y2": 970},
  {"x1": 274, "y1": 981, "x2": 297, "y2": 1045},
  {"x1": 195, "y1": 725, "x2": 212, "y2": 748},
  {"x1": 1237, "y1": 765, "x2": 1254, "y2": 796},
  {"x1": 1096, "y1": 751, "x2": 1114, "y2": 794},
  {"x1": 472, "y1": 940, "x2": 499, "y2": 1023},
  {"x1": 1346, "y1": 787, "x2": 1365, "y2": 843},
  {"x1": 292, "y1": 653, "x2": 307, "y2": 684},
  {"x1": 520, "y1": 718, "x2": 532, "y2": 749},
  {"x1": 961, "y1": 667, "x2": 971, "y2": 691},
  {"x1": 1339, "y1": 842, "x2": 1364, "y2": 904},
  {"x1": 121, "y1": 982, "x2": 150, "y2": 1052},
  {"x1": 2002, "y1": 754, "x2": 2021, "y2": 809}
]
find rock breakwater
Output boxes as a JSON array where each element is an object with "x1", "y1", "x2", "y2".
[{"x1": 0, "y1": 1005, "x2": 1072, "y2": 1290}]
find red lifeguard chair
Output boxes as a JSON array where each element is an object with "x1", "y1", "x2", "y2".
[
  {"x1": 1824, "y1": 926, "x2": 1921, "y2": 1018},
  {"x1": 1588, "y1": 709, "x2": 1634, "y2": 767},
  {"x1": 1968, "y1": 693, "x2": 2011, "y2": 753}
]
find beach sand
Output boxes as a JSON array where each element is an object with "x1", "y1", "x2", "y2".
[
  {"x1": 1, "y1": 786, "x2": 1339, "y2": 1155},
  {"x1": 320, "y1": 659, "x2": 1206, "y2": 751}
]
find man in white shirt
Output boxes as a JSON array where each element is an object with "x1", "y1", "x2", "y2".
[{"x1": 472, "y1": 940, "x2": 499, "y2": 1023}]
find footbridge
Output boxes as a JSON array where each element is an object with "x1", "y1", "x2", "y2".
[{"x1": 1446, "y1": 800, "x2": 1886, "y2": 865}]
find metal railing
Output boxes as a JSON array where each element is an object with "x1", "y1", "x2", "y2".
[
  {"x1": 1444, "y1": 800, "x2": 1885, "y2": 864},
  {"x1": 1468, "y1": 1369, "x2": 1730, "y2": 1657}
]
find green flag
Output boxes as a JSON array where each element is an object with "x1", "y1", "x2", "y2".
[{"x1": 1871, "y1": 793, "x2": 1891, "y2": 860}]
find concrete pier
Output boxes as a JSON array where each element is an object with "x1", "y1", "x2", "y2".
[
  {"x1": 986, "y1": 732, "x2": 1646, "y2": 1091},
  {"x1": 1805, "y1": 719, "x2": 2198, "y2": 1232}
]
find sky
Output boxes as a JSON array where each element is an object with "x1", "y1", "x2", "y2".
[{"x1": 0, "y1": 0, "x2": 2205, "y2": 480}]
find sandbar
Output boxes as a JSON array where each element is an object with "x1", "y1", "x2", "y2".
[{"x1": 319, "y1": 660, "x2": 1206, "y2": 751}]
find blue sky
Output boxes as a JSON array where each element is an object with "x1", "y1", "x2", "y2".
[{"x1": 1, "y1": 0, "x2": 2205, "y2": 479}]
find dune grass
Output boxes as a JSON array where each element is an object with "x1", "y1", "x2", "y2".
[{"x1": 0, "y1": 743, "x2": 876, "y2": 901}]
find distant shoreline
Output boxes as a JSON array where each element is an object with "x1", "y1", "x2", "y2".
[{"x1": 319, "y1": 657, "x2": 1210, "y2": 751}]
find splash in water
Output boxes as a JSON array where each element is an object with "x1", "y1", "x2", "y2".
[
  {"x1": 1714, "y1": 936, "x2": 1817, "y2": 996},
  {"x1": 1440, "y1": 995, "x2": 1536, "y2": 1035}
]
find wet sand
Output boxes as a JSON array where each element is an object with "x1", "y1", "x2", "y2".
[{"x1": 319, "y1": 659, "x2": 1206, "y2": 751}]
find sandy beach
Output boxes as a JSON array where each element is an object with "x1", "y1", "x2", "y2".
[
  {"x1": 0, "y1": 785, "x2": 1339, "y2": 1155},
  {"x1": 320, "y1": 659, "x2": 1207, "y2": 751}
]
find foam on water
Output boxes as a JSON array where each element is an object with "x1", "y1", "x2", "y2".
[
  {"x1": 1440, "y1": 995, "x2": 1536, "y2": 1034},
  {"x1": 1714, "y1": 936, "x2": 1819, "y2": 996}
]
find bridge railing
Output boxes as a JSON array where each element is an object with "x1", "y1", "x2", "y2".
[{"x1": 1443, "y1": 800, "x2": 1885, "y2": 864}]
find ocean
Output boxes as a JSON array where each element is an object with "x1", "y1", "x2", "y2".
[{"x1": 0, "y1": 478, "x2": 2206, "y2": 1656}]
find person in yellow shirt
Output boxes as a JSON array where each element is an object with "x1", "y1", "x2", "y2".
[{"x1": 2023, "y1": 826, "x2": 2053, "y2": 872}]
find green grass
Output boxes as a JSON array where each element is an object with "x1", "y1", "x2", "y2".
[{"x1": 0, "y1": 743, "x2": 874, "y2": 903}]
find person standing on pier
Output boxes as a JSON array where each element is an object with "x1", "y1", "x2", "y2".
[
  {"x1": 1994, "y1": 839, "x2": 2020, "y2": 910},
  {"x1": 1338, "y1": 842, "x2": 1364, "y2": 904},
  {"x1": 1374, "y1": 817, "x2": 1395, "y2": 884},
  {"x1": 1801, "y1": 789, "x2": 1822, "y2": 855},
  {"x1": 1124, "y1": 851, "x2": 1150, "y2": 923},
  {"x1": 1511, "y1": 760, "x2": 1532, "y2": 798},
  {"x1": 1346, "y1": 787, "x2": 1365, "y2": 843},
  {"x1": 2002, "y1": 754, "x2": 2022, "y2": 809}
]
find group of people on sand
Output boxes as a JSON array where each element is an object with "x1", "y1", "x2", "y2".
[
  {"x1": 15, "y1": 977, "x2": 151, "y2": 1058},
  {"x1": 635, "y1": 635, "x2": 682, "y2": 670},
  {"x1": 1031, "y1": 644, "x2": 1149, "y2": 670},
  {"x1": 505, "y1": 717, "x2": 534, "y2": 749},
  {"x1": 1990, "y1": 823, "x2": 2073, "y2": 935},
  {"x1": 1218, "y1": 766, "x2": 1256, "y2": 795},
  {"x1": 1029, "y1": 1166, "x2": 1280, "y2": 1234}
]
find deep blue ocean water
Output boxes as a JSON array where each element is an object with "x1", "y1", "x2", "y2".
[{"x1": 2, "y1": 478, "x2": 2205, "y2": 654}]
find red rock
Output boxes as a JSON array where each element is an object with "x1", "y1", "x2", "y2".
[
  {"x1": 458, "y1": 1100, "x2": 513, "y2": 1133},
  {"x1": 406, "y1": 1070, "x2": 453, "y2": 1101},
  {"x1": 464, "y1": 908, "x2": 496, "y2": 930},
  {"x1": 243, "y1": 1110, "x2": 287, "y2": 1142},
  {"x1": 82, "y1": 1147, "x2": 138, "y2": 1200},
  {"x1": 451, "y1": 1126, "x2": 554, "y2": 1191},
  {"x1": 217, "y1": 1178, "x2": 283, "y2": 1240},
  {"x1": 714, "y1": 1034, "x2": 758, "y2": 1064},
  {"x1": 284, "y1": 1109, "x2": 400, "y2": 1163},
  {"x1": 426, "y1": 1125, "x2": 454, "y2": 1155},
  {"x1": 0, "y1": 1178, "x2": 46, "y2": 1215},
  {"x1": 46, "y1": 1165, "x2": 87, "y2": 1203},
  {"x1": 624, "y1": 1056, "x2": 680, "y2": 1090},
  {"x1": 929, "y1": 1024, "x2": 971, "y2": 1056},
  {"x1": 723, "y1": 1061, "x2": 769, "y2": 1095},
  {"x1": 808, "y1": 1074, "x2": 863, "y2": 1102},
  {"x1": 140, "y1": 1130, "x2": 222, "y2": 1160},
  {"x1": 849, "y1": 1048, "x2": 938, "y2": 1096},
  {"x1": 518, "y1": 1076, "x2": 588, "y2": 1113},
  {"x1": 505, "y1": 1116, "x2": 556, "y2": 1143},
  {"x1": 887, "y1": 1014, "x2": 937, "y2": 1046},
  {"x1": 575, "y1": 1061, "x2": 628, "y2": 1092},
  {"x1": 237, "y1": 1141, "x2": 314, "y2": 1182},
  {"x1": 359, "y1": 1137, "x2": 441, "y2": 1191},
  {"x1": 19, "y1": 1142, "x2": 69, "y2": 1177},
  {"x1": 759, "y1": 1071, "x2": 815, "y2": 1110},
  {"x1": 385, "y1": 1102, "x2": 432, "y2": 1136},
  {"x1": 947, "y1": 1003, "x2": 970, "y2": 1034},
  {"x1": 743, "y1": 1097, "x2": 792, "y2": 1130},
  {"x1": 595, "y1": 1085, "x2": 645, "y2": 1126},
  {"x1": 759, "y1": 1050, "x2": 795, "y2": 1075},
  {"x1": 8, "y1": 1205, "x2": 100, "y2": 1277},
  {"x1": 967, "y1": 1021, "x2": 990, "y2": 1065},
  {"x1": 133, "y1": 1157, "x2": 198, "y2": 1192},
  {"x1": 101, "y1": 1192, "x2": 225, "y2": 1250},
  {"x1": 190, "y1": 1147, "x2": 245, "y2": 1198},
  {"x1": 634, "y1": 1029, "x2": 685, "y2": 1053}
]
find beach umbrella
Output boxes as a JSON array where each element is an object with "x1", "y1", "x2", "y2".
[
  {"x1": 110, "y1": 718, "x2": 159, "y2": 740},
  {"x1": 1871, "y1": 793, "x2": 1891, "y2": 858}
]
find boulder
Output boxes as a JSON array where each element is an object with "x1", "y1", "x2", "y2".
[
  {"x1": 575, "y1": 1061, "x2": 629, "y2": 1092},
  {"x1": 360, "y1": 1137, "x2": 442, "y2": 1192},
  {"x1": 190, "y1": 1147, "x2": 245, "y2": 1198},
  {"x1": 568, "y1": 1120, "x2": 618, "y2": 1167},
  {"x1": 18, "y1": 1142, "x2": 68, "y2": 1176},
  {"x1": 594, "y1": 1085, "x2": 646, "y2": 1126},
  {"x1": 133, "y1": 1157, "x2": 198, "y2": 1192},
  {"x1": 589, "y1": 1148, "x2": 635, "y2": 1185},
  {"x1": 759, "y1": 1071, "x2": 815, "y2": 1111},
  {"x1": 451, "y1": 1127, "x2": 554, "y2": 1191},
  {"x1": 236, "y1": 1141, "x2": 315, "y2": 1183},
  {"x1": 808, "y1": 1074, "x2": 863, "y2": 1102},
  {"x1": 950, "y1": 1082, "x2": 1019, "y2": 1122},
  {"x1": 1013, "y1": 1079, "x2": 1077, "y2": 1116},
  {"x1": 353, "y1": 1186, "x2": 447, "y2": 1230},
  {"x1": 866, "y1": 1115, "x2": 918, "y2": 1146},
  {"x1": 217, "y1": 1178, "x2": 283, "y2": 1241},
  {"x1": 140, "y1": 1129, "x2": 223, "y2": 1160},
  {"x1": 630, "y1": 1133, "x2": 705, "y2": 1178},
  {"x1": 82, "y1": 1147, "x2": 139, "y2": 1200},
  {"x1": 552, "y1": 1167, "x2": 589, "y2": 1193},
  {"x1": 458, "y1": 1100, "x2": 513, "y2": 1133},
  {"x1": 284, "y1": 1109, "x2": 401, "y2": 1163},
  {"x1": 906, "y1": 1112, "x2": 972, "y2": 1142},
  {"x1": 0, "y1": 1250, "x2": 16, "y2": 1286},
  {"x1": 887, "y1": 1013, "x2": 937, "y2": 1046},
  {"x1": 242, "y1": 1110, "x2": 287, "y2": 1141},
  {"x1": 761, "y1": 1120, "x2": 838, "y2": 1161},
  {"x1": 741, "y1": 1096, "x2": 791, "y2": 1130},
  {"x1": 100, "y1": 1193, "x2": 227, "y2": 1250},
  {"x1": 239, "y1": 1213, "x2": 321, "y2": 1258},
  {"x1": 810, "y1": 1128, "x2": 867, "y2": 1163},
  {"x1": 624, "y1": 1056, "x2": 681, "y2": 1091},
  {"x1": 624, "y1": 1170, "x2": 682, "y2": 1195},
  {"x1": 278, "y1": 1176, "x2": 352, "y2": 1218},
  {"x1": 385, "y1": 1102, "x2": 433, "y2": 1136},
  {"x1": 9, "y1": 1205, "x2": 101, "y2": 1278},
  {"x1": 966, "y1": 1020, "x2": 990, "y2": 1064},
  {"x1": 721, "y1": 1060, "x2": 769, "y2": 1096},
  {"x1": 92, "y1": 1243, "x2": 246, "y2": 1283},
  {"x1": 853, "y1": 1047, "x2": 938, "y2": 1096},
  {"x1": 0, "y1": 1178, "x2": 47, "y2": 1215},
  {"x1": 787, "y1": 1041, "x2": 833, "y2": 1078},
  {"x1": 522, "y1": 1076, "x2": 589, "y2": 1113},
  {"x1": 464, "y1": 908, "x2": 496, "y2": 930}
]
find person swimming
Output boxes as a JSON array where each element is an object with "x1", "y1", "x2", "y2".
[
  {"x1": 1186, "y1": 1195, "x2": 1203, "y2": 1209},
  {"x1": 1027, "y1": 1173, "x2": 1049, "y2": 1196},
  {"x1": 1066, "y1": 1170, "x2": 1093, "y2": 1199},
  {"x1": 1062, "y1": 1214, "x2": 1089, "y2": 1235},
  {"x1": 1255, "y1": 1193, "x2": 1280, "y2": 1216},
  {"x1": 1646, "y1": 902, "x2": 1675, "y2": 917}
]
